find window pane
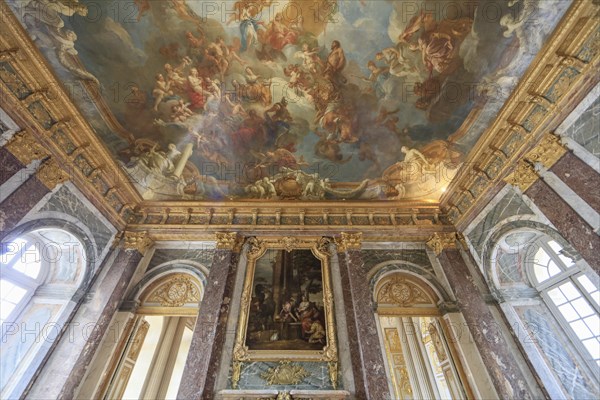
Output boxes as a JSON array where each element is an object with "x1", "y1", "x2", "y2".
[
  {"x1": 558, "y1": 303, "x2": 580, "y2": 322},
  {"x1": 0, "y1": 238, "x2": 27, "y2": 265},
  {"x1": 534, "y1": 264, "x2": 550, "y2": 283},
  {"x1": 547, "y1": 240, "x2": 562, "y2": 253},
  {"x1": 581, "y1": 338, "x2": 600, "y2": 361},
  {"x1": 583, "y1": 315, "x2": 600, "y2": 337},
  {"x1": 547, "y1": 240, "x2": 575, "y2": 267},
  {"x1": 559, "y1": 282, "x2": 582, "y2": 301},
  {"x1": 578, "y1": 275, "x2": 600, "y2": 306},
  {"x1": 548, "y1": 261, "x2": 561, "y2": 277},
  {"x1": 570, "y1": 319, "x2": 594, "y2": 340},
  {"x1": 548, "y1": 287, "x2": 567, "y2": 306},
  {"x1": 0, "y1": 280, "x2": 27, "y2": 303},
  {"x1": 0, "y1": 279, "x2": 27, "y2": 322},
  {"x1": 571, "y1": 298, "x2": 594, "y2": 318},
  {"x1": 534, "y1": 248, "x2": 551, "y2": 267},
  {"x1": 578, "y1": 275, "x2": 598, "y2": 294},
  {"x1": 0, "y1": 302, "x2": 15, "y2": 321},
  {"x1": 12, "y1": 245, "x2": 41, "y2": 279}
]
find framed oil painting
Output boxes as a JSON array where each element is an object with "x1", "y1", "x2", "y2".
[{"x1": 232, "y1": 237, "x2": 338, "y2": 388}]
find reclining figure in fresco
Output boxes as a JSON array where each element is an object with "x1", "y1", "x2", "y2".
[{"x1": 16, "y1": 0, "x2": 99, "y2": 85}]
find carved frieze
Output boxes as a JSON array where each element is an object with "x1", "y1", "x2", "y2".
[
  {"x1": 146, "y1": 275, "x2": 201, "y2": 307},
  {"x1": 376, "y1": 278, "x2": 432, "y2": 307}
]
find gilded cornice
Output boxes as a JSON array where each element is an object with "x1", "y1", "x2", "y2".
[
  {"x1": 440, "y1": 0, "x2": 600, "y2": 229},
  {"x1": 4, "y1": 129, "x2": 49, "y2": 165},
  {"x1": 503, "y1": 132, "x2": 568, "y2": 192},
  {"x1": 525, "y1": 132, "x2": 568, "y2": 169}
]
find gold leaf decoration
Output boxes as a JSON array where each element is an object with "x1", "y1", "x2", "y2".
[
  {"x1": 147, "y1": 275, "x2": 200, "y2": 307},
  {"x1": 425, "y1": 232, "x2": 459, "y2": 256},
  {"x1": 376, "y1": 277, "x2": 432, "y2": 306},
  {"x1": 261, "y1": 361, "x2": 310, "y2": 385}
]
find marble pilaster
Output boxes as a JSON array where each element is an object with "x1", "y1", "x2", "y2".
[
  {"x1": 0, "y1": 174, "x2": 49, "y2": 240},
  {"x1": 24, "y1": 233, "x2": 151, "y2": 400},
  {"x1": 336, "y1": 233, "x2": 390, "y2": 400},
  {"x1": 437, "y1": 244, "x2": 534, "y2": 400},
  {"x1": 177, "y1": 233, "x2": 242, "y2": 400},
  {"x1": 0, "y1": 147, "x2": 24, "y2": 186},
  {"x1": 550, "y1": 151, "x2": 600, "y2": 214},
  {"x1": 0, "y1": 129, "x2": 48, "y2": 186},
  {"x1": 526, "y1": 178, "x2": 600, "y2": 274},
  {"x1": 0, "y1": 157, "x2": 68, "y2": 241}
]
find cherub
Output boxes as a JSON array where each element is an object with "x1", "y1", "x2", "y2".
[
  {"x1": 295, "y1": 43, "x2": 323, "y2": 74},
  {"x1": 152, "y1": 74, "x2": 172, "y2": 111},
  {"x1": 259, "y1": 177, "x2": 277, "y2": 199}
]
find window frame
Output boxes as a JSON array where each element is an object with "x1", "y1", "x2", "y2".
[
  {"x1": 1, "y1": 235, "x2": 47, "y2": 330},
  {"x1": 524, "y1": 236, "x2": 600, "y2": 374}
]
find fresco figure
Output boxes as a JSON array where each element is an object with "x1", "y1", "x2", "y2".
[
  {"x1": 264, "y1": 13, "x2": 298, "y2": 51},
  {"x1": 324, "y1": 40, "x2": 347, "y2": 86},
  {"x1": 264, "y1": 97, "x2": 293, "y2": 141},
  {"x1": 152, "y1": 74, "x2": 173, "y2": 112}
]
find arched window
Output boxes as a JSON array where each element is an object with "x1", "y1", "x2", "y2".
[
  {"x1": 526, "y1": 236, "x2": 600, "y2": 367},
  {"x1": 374, "y1": 272, "x2": 469, "y2": 400},
  {"x1": 491, "y1": 229, "x2": 600, "y2": 398},
  {"x1": 1, "y1": 228, "x2": 87, "y2": 398}
]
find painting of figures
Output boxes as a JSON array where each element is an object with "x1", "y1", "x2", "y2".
[
  {"x1": 7, "y1": 0, "x2": 571, "y2": 201},
  {"x1": 245, "y1": 249, "x2": 327, "y2": 351}
]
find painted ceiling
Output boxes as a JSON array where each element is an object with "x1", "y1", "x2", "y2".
[{"x1": 8, "y1": 0, "x2": 570, "y2": 202}]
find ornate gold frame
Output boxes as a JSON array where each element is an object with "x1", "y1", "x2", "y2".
[{"x1": 231, "y1": 236, "x2": 338, "y2": 389}]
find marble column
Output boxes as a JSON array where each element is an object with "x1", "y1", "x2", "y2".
[
  {"x1": 177, "y1": 233, "x2": 242, "y2": 400},
  {"x1": 526, "y1": 177, "x2": 600, "y2": 274},
  {"x1": 25, "y1": 231, "x2": 152, "y2": 400},
  {"x1": 0, "y1": 158, "x2": 68, "y2": 241},
  {"x1": 550, "y1": 151, "x2": 600, "y2": 214},
  {"x1": 336, "y1": 233, "x2": 391, "y2": 400},
  {"x1": 429, "y1": 233, "x2": 534, "y2": 400}
]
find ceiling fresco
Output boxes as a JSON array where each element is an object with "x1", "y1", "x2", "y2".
[{"x1": 7, "y1": 0, "x2": 570, "y2": 201}]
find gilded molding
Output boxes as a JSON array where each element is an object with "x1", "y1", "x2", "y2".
[
  {"x1": 215, "y1": 232, "x2": 241, "y2": 251},
  {"x1": 120, "y1": 231, "x2": 154, "y2": 253},
  {"x1": 35, "y1": 157, "x2": 69, "y2": 190},
  {"x1": 504, "y1": 160, "x2": 539, "y2": 192},
  {"x1": 335, "y1": 232, "x2": 363, "y2": 252},
  {"x1": 232, "y1": 237, "x2": 338, "y2": 389},
  {"x1": 426, "y1": 232, "x2": 462, "y2": 256},
  {"x1": 4, "y1": 129, "x2": 49, "y2": 165},
  {"x1": 525, "y1": 132, "x2": 567, "y2": 169}
]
